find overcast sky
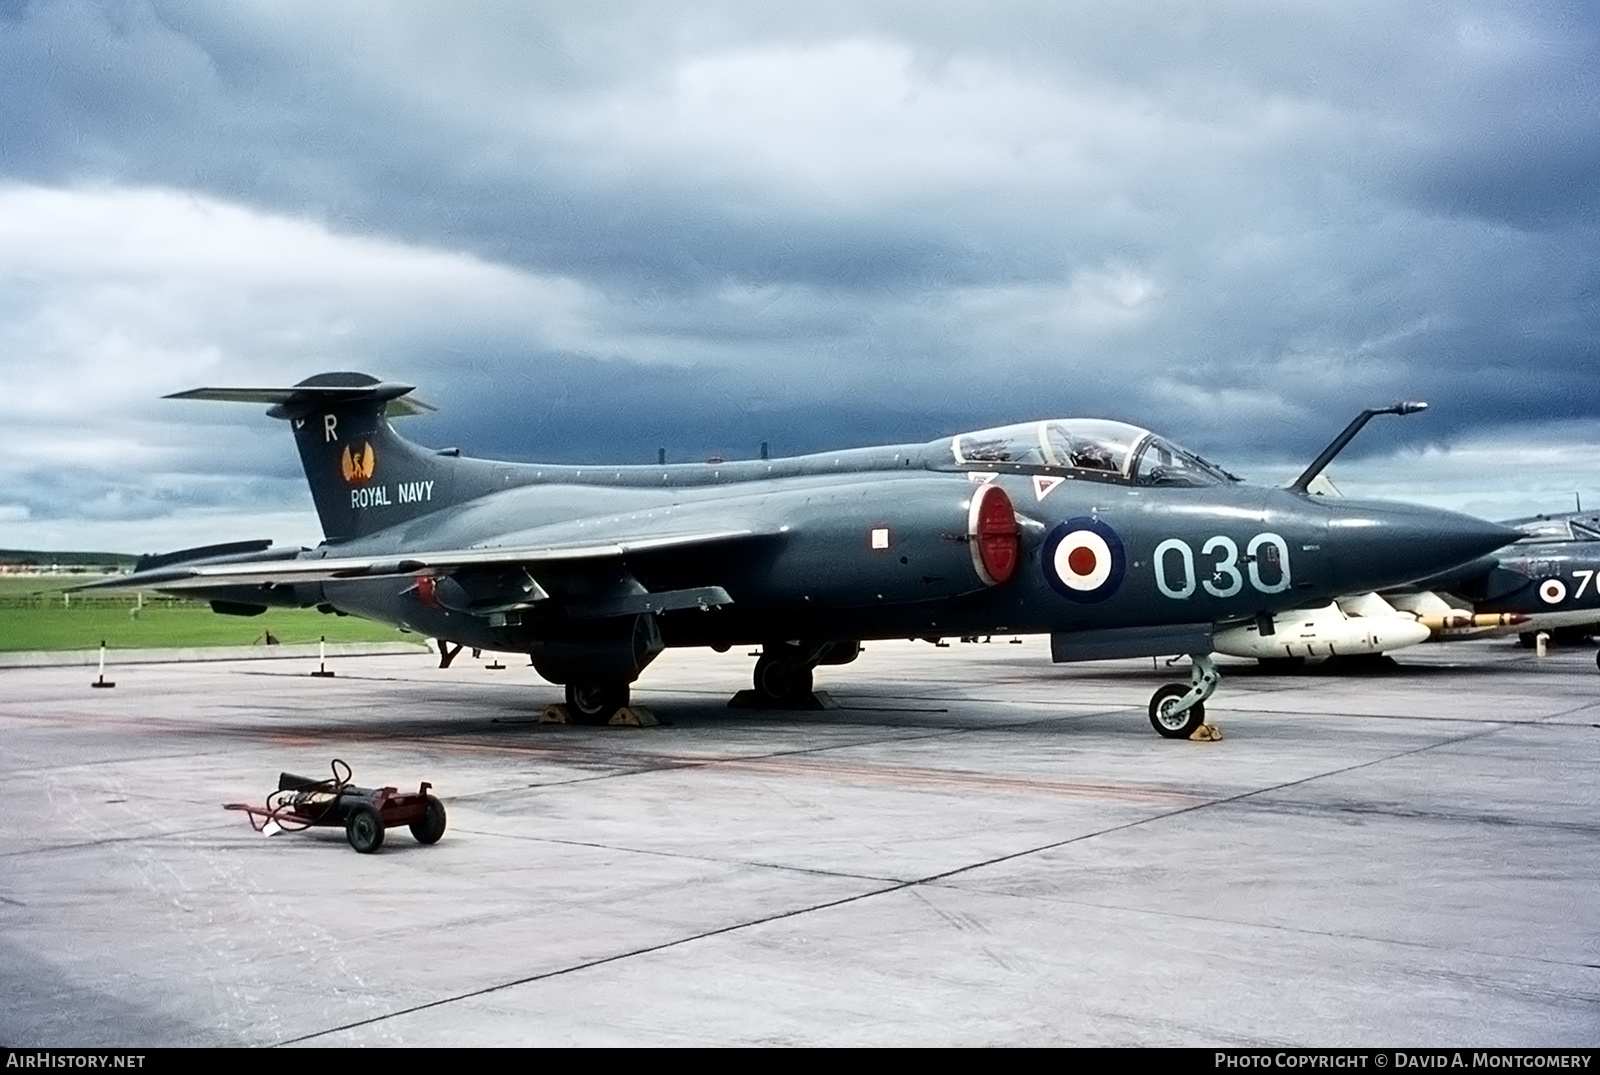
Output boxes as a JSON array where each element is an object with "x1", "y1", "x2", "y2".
[{"x1": 1, "y1": 0, "x2": 1596, "y2": 553}]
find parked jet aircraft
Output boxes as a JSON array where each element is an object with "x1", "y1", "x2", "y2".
[
  {"x1": 82, "y1": 375, "x2": 1517, "y2": 736},
  {"x1": 1409, "y1": 509, "x2": 1600, "y2": 647},
  {"x1": 1220, "y1": 509, "x2": 1600, "y2": 668}
]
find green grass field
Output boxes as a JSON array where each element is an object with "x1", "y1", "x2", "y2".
[{"x1": 0, "y1": 575, "x2": 414, "y2": 652}]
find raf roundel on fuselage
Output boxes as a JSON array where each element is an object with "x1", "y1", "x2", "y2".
[
  {"x1": 947, "y1": 419, "x2": 1236, "y2": 488},
  {"x1": 945, "y1": 420, "x2": 1233, "y2": 606}
]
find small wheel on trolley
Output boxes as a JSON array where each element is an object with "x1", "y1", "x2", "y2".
[
  {"x1": 410, "y1": 795, "x2": 447, "y2": 845},
  {"x1": 345, "y1": 803, "x2": 386, "y2": 853}
]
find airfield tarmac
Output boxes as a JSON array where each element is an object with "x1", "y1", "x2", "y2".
[{"x1": 1, "y1": 637, "x2": 1596, "y2": 1047}]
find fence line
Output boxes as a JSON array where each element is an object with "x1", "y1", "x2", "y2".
[{"x1": 0, "y1": 594, "x2": 202, "y2": 610}]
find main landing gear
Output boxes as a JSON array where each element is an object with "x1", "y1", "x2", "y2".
[
  {"x1": 752, "y1": 649, "x2": 815, "y2": 705},
  {"x1": 731, "y1": 641, "x2": 856, "y2": 710},
  {"x1": 1148, "y1": 653, "x2": 1221, "y2": 739},
  {"x1": 564, "y1": 681, "x2": 631, "y2": 724}
]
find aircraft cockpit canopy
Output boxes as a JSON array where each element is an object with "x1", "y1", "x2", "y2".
[
  {"x1": 947, "y1": 420, "x2": 1235, "y2": 487},
  {"x1": 1512, "y1": 514, "x2": 1600, "y2": 543}
]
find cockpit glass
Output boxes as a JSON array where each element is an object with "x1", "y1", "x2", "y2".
[
  {"x1": 1129, "y1": 436, "x2": 1234, "y2": 488},
  {"x1": 949, "y1": 420, "x2": 1234, "y2": 486},
  {"x1": 1515, "y1": 522, "x2": 1573, "y2": 542},
  {"x1": 1514, "y1": 516, "x2": 1600, "y2": 543},
  {"x1": 951, "y1": 420, "x2": 1149, "y2": 477}
]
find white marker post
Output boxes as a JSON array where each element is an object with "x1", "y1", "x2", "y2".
[
  {"x1": 91, "y1": 640, "x2": 115, "y2": 689},
  {"x1": 311, "y1": 635, "x2": 336, "y2": 678}
]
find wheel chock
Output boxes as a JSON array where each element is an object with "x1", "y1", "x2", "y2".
[
  {"x1": 537, "y1": 704, "x2": 658, "y2": 727},
  {"x1": 608, "y1": 706, "x2": 660, "y2": 727},
  {"x1": 1188, "y1": 723, "x2": 1223, "y2": 742}
]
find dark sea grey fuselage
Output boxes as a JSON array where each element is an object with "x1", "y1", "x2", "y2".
[{"x1": 112, "y1": 375, "x2": 1517, "y2": 715}]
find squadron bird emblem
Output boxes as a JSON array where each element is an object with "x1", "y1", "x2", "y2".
[{"x1": 341, "y1": 442, "x2": 376, "y2": 484}]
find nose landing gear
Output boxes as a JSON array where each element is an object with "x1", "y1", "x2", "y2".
[{"x1": 1149, "y1": 653, "x2": 1222, "y2": 740}]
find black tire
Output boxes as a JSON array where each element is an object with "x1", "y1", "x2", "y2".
[
  {"x1": 1517, "y1": 632, "x2": 1537, "y2": 649},
  {"x1": 1148, "y1": 684, "x2": 1206, "y2": 739},
  {"x1": 754, "y1": 653, "x2": 813, "y2": 701},
  {"x1": 565, "y1": 681, "x2": 630, "y2": 724},
  {"x1": 345, "y1": 803, "x2": 385, "y2": 853},
  {"x1": 409, "y1": 794, "x2": 447, "y2": 845},
  {"x1": 1594, "y1": 649, "x2": 1600, "y2": 673}
]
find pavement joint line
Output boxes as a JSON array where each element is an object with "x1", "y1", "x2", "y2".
[
  {"x1": 906, "y1": 722, "x2": 1509, "y2": 888},
  {"x1": 438, "y1": 729, "x2": 991, "y2": 792},
  {"x1": 835, "y1": 704, "x2": 949, "y2": 713},
  {"x1": 271, "y1": 878, "x2": 918, "y2": 1047},
  {"x1": 1196, "y1": 708, "x2": 1535, "y2": 726},
  {"x1": 1236, "y1": 798, "x2": 1600, "y2": 836},
  {"x1": 928, "y1": 884, "x2": 1600, "y2": 976},
  {"x1": 279, "y1": 716, "x2": 1398, "y2": 1047},
  {"x1": 449, "y1": 826, "x2": 902, "y2": 885},
  {"x1": 639, "y1": 686, "x2": 1114, "y2": 712},
  {"x1": 1531, "y1": 699, "x2": 1600, "y2": 722},
  {"x1": 234, "y1": 670, "x2": 440, "y2": 684},
  {"x1": 542, "y1": 707, "x2": 1116, "y2": 781},
  {"x1": 479, "y1": 720, "x2": 1038, "y2": 784},
  {"x1": 14, "y1": 646, "x2": 1583, "y2": 1044},
  {"x1": 0, "y1": 820, "x2": 241, "y2": 860},
  {"x1": 275, "y1": 713, "x2": 1248, "y2": 1044},
  {"x1": 281, "y1": 725, "x2": 1426, "y2": 1044},
  {"x1": 0, "y1": 746, "x2": 248, "y2": 780}
]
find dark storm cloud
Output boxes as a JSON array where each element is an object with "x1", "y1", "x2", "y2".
[{"x1": 1, "y1": 0, "x2": 1598, "y2": 547}]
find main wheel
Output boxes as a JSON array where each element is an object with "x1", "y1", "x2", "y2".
[
  {"x1": 753, "y1": 652, "x2": 813, "y2": 702},
  {"x1": 409, "y1": 794, "x2": 447, "y2": 845},
  {"x1": 1148, "y1": 684, "x2": 1206, "y2": 739},
  {"x1": 345, "y1": 803, "x2": 386, "y2": 853},
  {"x1": 565, "y1": 681, "x2": 630, "y2": 723}
]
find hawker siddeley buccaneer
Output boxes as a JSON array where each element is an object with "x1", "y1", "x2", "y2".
[
  {"x1": 1216, "y1": 501, "x2": 1600, "y2": 668},
  {"x1": 82, "y1": 375, "x2": 1518, "y2": 737},
  {"x1": 1393, "y1": 509, "x2": 1600, "y2": 659}
]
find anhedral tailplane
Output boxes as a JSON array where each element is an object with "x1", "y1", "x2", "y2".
[{"x1": 168, "y1": 372, "x2": 473, "y2": 543}]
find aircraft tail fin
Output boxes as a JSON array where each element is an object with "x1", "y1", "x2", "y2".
[{"x1": 168, "y1": 372, "x2": 480, "y2": 544}]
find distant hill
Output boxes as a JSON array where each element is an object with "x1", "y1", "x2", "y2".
[{"x1": 0, "y1": 549, "x2": 138, "y2": 569}]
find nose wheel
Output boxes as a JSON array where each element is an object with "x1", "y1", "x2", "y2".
[{"x1": 1148, "y1": 654, "x2": 1220, "y2": 739}]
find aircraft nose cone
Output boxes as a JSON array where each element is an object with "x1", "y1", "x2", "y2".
[{"x1": 1323, "y1": 501, "x2": 1520, "y2": 593}]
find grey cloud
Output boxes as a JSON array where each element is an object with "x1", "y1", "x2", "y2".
[{"x1": 1, "y1": 0, "x2": 1598, "y2": 546}]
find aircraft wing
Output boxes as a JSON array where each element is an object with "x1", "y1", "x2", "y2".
[{"x1": 77, "y1": 528, "x2": 767, "y2": 592}]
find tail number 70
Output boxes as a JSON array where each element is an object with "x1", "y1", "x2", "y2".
[{"x1": 1152, "y1": 533, "x2": 1292, "y2": 599}]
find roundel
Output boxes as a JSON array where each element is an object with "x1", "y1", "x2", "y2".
[
  {"x1": 1538, "y1": 578, "x2": 1567, "y2": 605},
  {"x1": 1042, "y1": 517, "x2": 1127, "y2": 603}
]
